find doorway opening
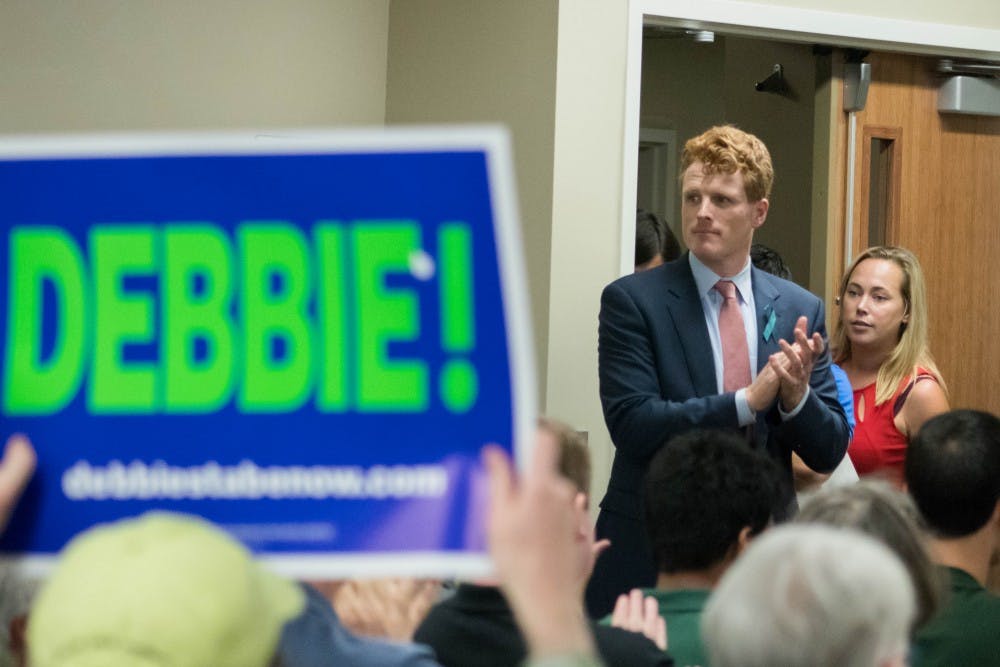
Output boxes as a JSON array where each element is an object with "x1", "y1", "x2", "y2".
[{"x1": 637, "y1": 28, "x2": 820, "y2": 287}]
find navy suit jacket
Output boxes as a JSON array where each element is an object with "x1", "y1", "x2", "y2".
[{"x1": 585, "y1": 255, "x2": 849, "y2": 617}]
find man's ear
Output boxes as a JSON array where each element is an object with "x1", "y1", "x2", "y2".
[
  {"x1": 573, "y1": 492, "x2": 590, "y2": 538},
  {"x1": 986, "y1": 501, "x2": 1000, "y2": 557},
  {"x1": 735, "y1": 526, "x2": 754, "y2": 556},
  {"x1": 751, "y1": 198, "x2": 769, "y2": 229}
]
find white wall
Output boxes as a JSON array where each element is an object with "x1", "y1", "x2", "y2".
[
  {"x1": 385, "y1": 0, "x2": 559, "y2": 407},
  {"x1": 547, "y1": 0, "x2": 631, "y2": 501},
  {"x1": 0, "y1": 0, "x2": 389, "y2": 132}
]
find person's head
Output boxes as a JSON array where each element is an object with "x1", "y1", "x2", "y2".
[
  {"x1": 832, "y1": 246, "x2": 942, "y2": 405},
  {"x1": 750, "y1": 243, "x2": 792, "y2": 280},
  {"x1": 797, "y1": 480, "x2": 944, "y2": 630},
  {"x1": 702, "y1": 524, "x2": 915, "y2": 667},
  {"x1": 538, "y1": 416, "x2": 590, "y2": 498},
  {"x1": 645, "y1": 429, "x2": 782, "y2": 578},
  {"x1": 906, "y1": 409, "x2": 1000, "y2": 540},
  {"x1": 680, "y1": 126, "x2": 773, "y2": 277},
  {"x1": 635, "y1": 209, "x2": 681, "y2": 271},
  {"x1": 27, "y1": 512, "x2": 304, "y2": 667},
  {"x1": 537, "y1": 416, "x2": 598, "y2": 584}
]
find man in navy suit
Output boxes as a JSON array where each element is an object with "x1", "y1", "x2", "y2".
[{"x1": 585, "y1": 126, "x2": 850, "y2": 618}]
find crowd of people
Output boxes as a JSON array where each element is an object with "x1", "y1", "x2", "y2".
[{"x1": 0, "y1": 125, "x2": 997, "y2": 666}]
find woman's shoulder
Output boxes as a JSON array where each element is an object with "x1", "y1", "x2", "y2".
[
  {"x1": 891, "y1": 367, "x2": 940, "y2": 410},
  {"x1": 904, "y1": 374, "x2": 947, "y2": 404},
  {"x1": 893, "y1": 368, "x2": 949, "y2": 428},
  {"x1": 896, "y1": 366, "x2": 941, "y2": 394}
]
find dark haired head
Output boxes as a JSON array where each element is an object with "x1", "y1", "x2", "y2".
[
  {"x1": 905, "y1": 409, "x2": 1000, "y2": 538},
  {"x1": 750, "y1": 243, "x2": 792, "y2": 280},
  {"x1": 635, "y1": 209, "x2": 681, "y2": 270},
  {"x1": 645, "y1": 429, "x2": 782, "y2": 573}
]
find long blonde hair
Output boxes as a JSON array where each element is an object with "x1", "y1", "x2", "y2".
[{"x1": 832, "y1": 246, "x2": 945, "y2": 405}]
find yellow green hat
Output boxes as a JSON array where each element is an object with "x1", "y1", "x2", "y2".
[{"x1": 28, "y1": 512, "x2": 304, "y2": 667}]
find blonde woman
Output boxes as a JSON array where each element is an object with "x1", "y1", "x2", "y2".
[{"x1": 833, "y1": 246, "x2": 949, "y2": 486}]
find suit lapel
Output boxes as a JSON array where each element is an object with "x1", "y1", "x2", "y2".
[
  {"x1": 751, "y1": 267, "x2": 783, "y2": 371},
  {"x1": 664, "y1": 258, "x2": 717, "y2": 396}
]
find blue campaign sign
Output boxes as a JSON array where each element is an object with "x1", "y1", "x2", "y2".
[{"x1": 0, "y1": 128, "x2": 535, "y2": 577}]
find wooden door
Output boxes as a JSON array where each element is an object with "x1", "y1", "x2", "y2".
[{"x1": 848, "y1": 52, "x2": 1000, "y2": 414}]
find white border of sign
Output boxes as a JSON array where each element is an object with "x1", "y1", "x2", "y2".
[{"x1": 0, "y1": 126, "x2": 537, "y2": 579}]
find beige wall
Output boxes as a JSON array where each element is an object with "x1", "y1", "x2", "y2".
[
  {"x1": 547, "y1": 0, "x2": 630, "y2": 501},
  {"x1": 0, "y1": 0, "x2": 389, "y2": 132},
  {"x1": 385, "y1": 0, "x2": 559, "y2": 407}
]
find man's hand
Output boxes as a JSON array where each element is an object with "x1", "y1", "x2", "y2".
[
  {"x1": 771, "y1": 316, "x2": 825, "y2": 411},
  {"x1": 745, "y1": 362, "x2": 781, "y2": 413},
  {"x1": 611, "y1": 588, "x2": 668, "y2": 650}
]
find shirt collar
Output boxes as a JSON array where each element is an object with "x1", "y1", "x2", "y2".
[{"x1": 688, "y1": 253, "x2": 753, "y2": 302}]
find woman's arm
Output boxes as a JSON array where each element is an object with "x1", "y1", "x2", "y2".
[{"x1": 899, "y1": 378, "x2": 949, "y2": 439}]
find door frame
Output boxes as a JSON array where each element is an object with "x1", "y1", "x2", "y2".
[
  {"x1": 637, "y1": 127, "x2": 679, "y2": 230},
  {"x1": 619, "y1": 0, "x2": 1000, "y2": 278}
]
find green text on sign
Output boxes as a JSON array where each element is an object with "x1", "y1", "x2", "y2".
[{"x1": 1, "y1": 221, "x2": 478, "y2": 416}]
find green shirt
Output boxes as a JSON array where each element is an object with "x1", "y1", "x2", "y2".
[
  {"x1": 913, "y1": 566, "x2": 1000, "y2": 667},
  {"x1": 525, "y1": 654, "x2": 604, "y2": 667},
  {"x1": 642, "y1": 588, "x2": 710, "y2": 667},
  {"x1": 599, "y1": 587, "x2": 709, "y2": 666}
]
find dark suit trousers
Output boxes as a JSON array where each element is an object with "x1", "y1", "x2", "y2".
[{"x1": 585, "y1": 507, "x2": 657, "y2": 619}]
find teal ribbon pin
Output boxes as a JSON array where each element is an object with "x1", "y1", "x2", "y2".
[{"x1": 762, "y1": 308, "x2": 777, "y2": 342}]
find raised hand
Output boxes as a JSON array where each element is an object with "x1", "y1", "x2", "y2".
[
  {"x1": 484, "y1": 438, "x2": 596, "y2": 659},
  {"x1": 611, "y1": 588, "x2": 668, "y2": 650}
]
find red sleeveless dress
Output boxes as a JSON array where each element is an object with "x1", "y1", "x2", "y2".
[{"x1": 848, "y1": 368, "x2": 938, "y2": 486}]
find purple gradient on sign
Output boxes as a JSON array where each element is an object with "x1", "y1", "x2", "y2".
[
  {"x1": 463, "y1": 456, "x2": 490, "y2": 552},
  {"x1": 356, "y1": 455, "x2": 487, "y2": 551}
]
